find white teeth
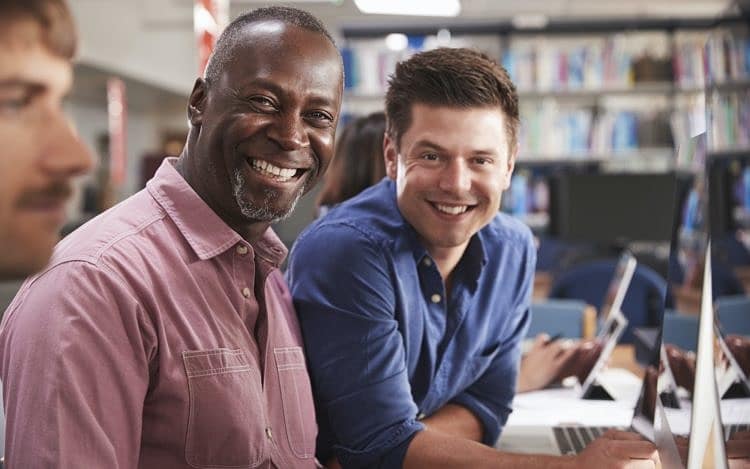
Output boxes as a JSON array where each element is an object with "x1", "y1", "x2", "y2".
[
  {"x1": 250, "y1": 159, "x2": 298, "y2": 181},
  {"x1": 435, "y1": 204, "x2": 468, "y2": 215}
]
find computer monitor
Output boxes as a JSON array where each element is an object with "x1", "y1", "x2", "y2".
[{"x1": 549, "y1": 173, "x2": 679, "y2": 244}]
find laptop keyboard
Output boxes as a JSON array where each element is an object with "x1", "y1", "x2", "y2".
[{"x1": 553, "y1": 426, "x2": 626, "y2": 455}]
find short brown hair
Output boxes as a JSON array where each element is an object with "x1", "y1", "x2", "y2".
[
  {"x1": 0, "y1": 0, "x2": 77, "y2": 58},
  {"x1": 385, "y1": 47, "x2": 519, "y2": 152}
]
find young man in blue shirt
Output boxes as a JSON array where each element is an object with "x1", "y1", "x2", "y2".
[{"x1": 287, "y1": 48, "x2": 658, "y2": 469}]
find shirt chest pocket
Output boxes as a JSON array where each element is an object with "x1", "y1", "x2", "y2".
[
  {"x1": 183, "y1": 348, "x2": 266, "y2": 468},
  {"x1": 273, "y1": 347, "x2": 316, "y2": 460}
]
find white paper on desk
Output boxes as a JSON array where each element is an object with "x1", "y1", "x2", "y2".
[{"x1": 509, "y1": 386, "x2": 635, "y2": 427}]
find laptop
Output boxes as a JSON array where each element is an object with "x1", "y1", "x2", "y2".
[
  {"x1": 497, "y1": 253, "x2": 640, "y2": 455},
  {"x1": 598, "y1": 252, "x2": 637, "y2": 322}
]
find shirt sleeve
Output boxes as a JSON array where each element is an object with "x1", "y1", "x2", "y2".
[
  {"x1": 449, "y1": 234, "x2": 536, "y2": 446},
  {"x1": 287, "y1": 223, "x2": 424, "y2": 469},
  {"x1": 0, "y1": 261, "x2": 156, "y2": 468}
]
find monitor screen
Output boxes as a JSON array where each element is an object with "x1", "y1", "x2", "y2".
[{"x1": 549, "y1": 173, "x2": 680, "y2": 244}]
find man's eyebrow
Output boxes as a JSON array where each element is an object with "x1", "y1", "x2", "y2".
[
  {"x1": 411, "y1": 139, "x2": 499, "y2": 156},
  {"x1": 233, "y1": 78, "x2": 338, "y2": 107},
  {"x1": 0, "y1": 78, "x2": 45, "y2": 91}
]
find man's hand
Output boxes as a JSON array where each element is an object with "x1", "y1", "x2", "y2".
[
  {"x1": 726, "y1": 335, "x2": 750, "y2": 374},
  {"x1": 517, "y1": 334, "x2": 577, "y2": 392},
  {"x1": 554, "y1": 340, "x2": 604, "y2": 384},
  {"x1": 571, "y1": 430, "x2": 659, "y2": 469},
  {"x1": 665, "y1": 344, "x2": 696, "y2": 393}
]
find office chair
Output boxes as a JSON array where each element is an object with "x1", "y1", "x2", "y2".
[
  {"x1": 548, "y1": 259, "x2": 671, "y2": 343},
  {"x1": 662, "y1": 309, "x2": 699, "y2": 352},
  {"x1": 526, "y1": 299, "x2": 596, "y2": 340},
  {"x1": 715, "y1": 295, "x2": 750, "y2": 336}
]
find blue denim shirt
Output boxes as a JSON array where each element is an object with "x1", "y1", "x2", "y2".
[{"x1": 287, "y1": 179, "x2": 535, "y2": 468}]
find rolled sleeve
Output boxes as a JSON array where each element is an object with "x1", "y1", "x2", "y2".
[
  {"x1": 288, "y1": 224, "x2": 423, "y2": 468},
  {"x1": 450, "y1": 238, "x2": 535, "y2": 446}
]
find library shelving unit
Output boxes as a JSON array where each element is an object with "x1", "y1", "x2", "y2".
[{"x1": 340, "y1": 18, "x2": 748, "y2": 171}]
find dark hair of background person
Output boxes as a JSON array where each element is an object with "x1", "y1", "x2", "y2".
[
  {"x1": 316, "y1": 112, "x2": 387, "y2": 213},
  {"x1": 204, "y1": 5, "x2": 337, "y2": 84},
  {"x1": 0, "y1": 0, "x2": 77, "y2": 58},
  {"x1": 385, "y1": 47, "x2": 519, "y2": 153}
]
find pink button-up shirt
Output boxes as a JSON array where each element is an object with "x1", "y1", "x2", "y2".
[{"x1": 0, "y1": 158, "x2": 317, "y2": 468}]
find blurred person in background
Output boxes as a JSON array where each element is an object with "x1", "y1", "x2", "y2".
[
  {"x1": 0, "y1": 0, "x2": 93, "y2": 280},
  {"x1": 316, "y1": 111, "x2": 387, "y2": 216}
]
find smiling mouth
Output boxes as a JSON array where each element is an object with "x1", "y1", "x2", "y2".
[
  {"x1": 432, "y1": 203, "x2": 474, "y2": 215},
  {"x1": 248, "y1": 158, "x2": 308, "y2": 183}
]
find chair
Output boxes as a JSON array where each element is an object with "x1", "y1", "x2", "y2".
[
  {"x1": 662, "y1": 310, "x2": 699, "y2": 352},
  {"x1": 548, "y1": 259, "x2": 672, "y2": 343},
  {"x1": 527, "y1": 299, "x2": 596, "y2": 340},
  {"x1": 715, "y1": 295, "x2": 750, "y2": 336}
]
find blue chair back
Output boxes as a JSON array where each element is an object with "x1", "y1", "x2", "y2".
[
  {"x1": 662, "y1": 310, "x2": 699, "y2": 352},
  {"x1": 716, "y1": 295, "x2": 750, "y2": 336},
  {"x1": 527, "y1": 299, "x2": 590, "y2": 339},
  {"x1": 548, "y1": 259, "x2": 671, "y2": 343}
]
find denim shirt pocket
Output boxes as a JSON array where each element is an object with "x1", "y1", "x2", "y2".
[
  {"x1": 183, "y1": 348, "x2": 266, "y2": 468},
  {"x1": 273, "y1": 346, "x2": 316, "y2": 459}
]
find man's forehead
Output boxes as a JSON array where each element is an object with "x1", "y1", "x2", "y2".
[{"x1": 0, "y1": 43, "x2": 72, "y2": 93}]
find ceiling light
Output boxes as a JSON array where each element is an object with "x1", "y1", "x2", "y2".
[
  {"x1": 385, "y1": 33, "x2": 409, "y2": 51},
  {"x1": 354, "y1": 0, "x2": 461, "y2": 17},
  {"x1": 511, "y1": 13, "x2": 549, "y2": 30}
]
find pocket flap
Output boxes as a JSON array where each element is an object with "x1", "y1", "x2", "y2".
[{"x1": 182, "y1": 348, "x2": 250, "y2": 377}]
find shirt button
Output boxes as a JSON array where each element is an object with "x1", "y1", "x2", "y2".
[
  {"x1": 422, "y1": 257, "x2": 432, "y2": 267},
  {"x1": 242, "y1": 287, "x2": 251, "y2": 298},
  {"x1": 431, "y1": 294, "x2": 441, "y2": 304},
  {"x1": 236, "y1": 244, "x2": 248, "y2": 255},
  {"x1": 265, "y1": 427, "x2": 273, "y2": 440},
  {"x1": 417, "y1": 412, "x2": 426, "y2": 420}
]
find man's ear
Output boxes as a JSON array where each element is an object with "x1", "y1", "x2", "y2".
[
  {"x1": 384, "y1": 133, "x2": 399, "y2": 180},
  {"x1": 188, "y1": 78, "x2": 208, "y2": 126},
  {"x1": 502, "y1": 143, "x2": 518, "y2": 191}
]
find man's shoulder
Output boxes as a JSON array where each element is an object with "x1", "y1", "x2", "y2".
[
  {"x1": 482, "y1": 212, "x2": 535, "y2": 251},
  {"x1": 298, "y1": 182, "x2": 402, "y2": 250},
  {"x1": 51, "y1": 189, "x2": 167, "y2": 269}
]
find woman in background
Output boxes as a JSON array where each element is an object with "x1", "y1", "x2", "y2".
[{"x1": 316, "y1": 112, "x2": 386, "y2": 216}]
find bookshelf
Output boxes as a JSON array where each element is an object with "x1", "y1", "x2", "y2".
[{"x1": 339, "y1": 19, "x2": 749, "y2": 237}]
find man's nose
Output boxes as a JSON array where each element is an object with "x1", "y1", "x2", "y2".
[
  {"x1": 267, "y1": 113, "x2": 310, "y2": 152},
  {"x1": 42, "y1": 113, "x2": 95, "y2": 178},
  {"x1": 438, "y1": 158, "x2": 471, "y2": 195}
]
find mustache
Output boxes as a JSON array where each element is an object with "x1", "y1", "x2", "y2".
[{"x1": 16, "y1": 181, "x2": 73, "y2": 208}]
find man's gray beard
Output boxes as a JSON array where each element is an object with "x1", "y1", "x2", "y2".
[{"x1": 232, "y1": 170, "x2": 305, "y2": 223}]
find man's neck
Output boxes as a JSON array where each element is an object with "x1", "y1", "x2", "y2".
[
  {"x1": 174, "y1": 149, "x2": 270, "y2": 245},
  {"x1": 428, "y1": 242, "x2": 469, "y2": 295}
]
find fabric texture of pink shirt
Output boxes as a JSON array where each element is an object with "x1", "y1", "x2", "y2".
[{"x1": 0, "y1": 158, "x2": 318, "y2": 468}]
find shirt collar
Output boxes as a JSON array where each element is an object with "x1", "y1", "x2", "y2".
[
  {"x1": 382, "y1": 179, "x2": 488, "y2": 269},
  {"x1": 146, "y1": 157, "x2": 287, "y2": 265}
]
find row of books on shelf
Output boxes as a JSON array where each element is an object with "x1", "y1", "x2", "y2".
[
  {"x1": 704, "y1": 28, "x2": 750, "y2": 85},
  {"x1": 707, "y1": 89, "x2": 750, "y2": 152},
  {"x1": 519, "y1": 107, "x2": 672, "y2": 159},
  {"x1": 502, "y1": 34, "x2": 671, "y2": 92},
  {"x1": 342, "y1": 28, "x2": 750, "y2": 96}
]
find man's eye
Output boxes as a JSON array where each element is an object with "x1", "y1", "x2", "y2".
[
  {"x1": 422, "y1": 153, "x2": 439, "y2": 161},
  {"x1": 306, "y1": 110, "x2": 334, "y2": 127},
  {"x1": 249, "y1": 96, "x2": 276, "y2": 110},
  {"x1": 0, "y1": 96, "x2": 31, "y2": 114},
  {"x1": 474, "y1": 157, "x2": 492, "y2": 165}
]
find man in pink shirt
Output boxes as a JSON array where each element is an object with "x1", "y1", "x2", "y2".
[
  {"x1": 0, "y1": 6, "x2": 343, "y2": 468},
  {"x1": 0, "y1": 0, "x2": 93, "y2": 280}
]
